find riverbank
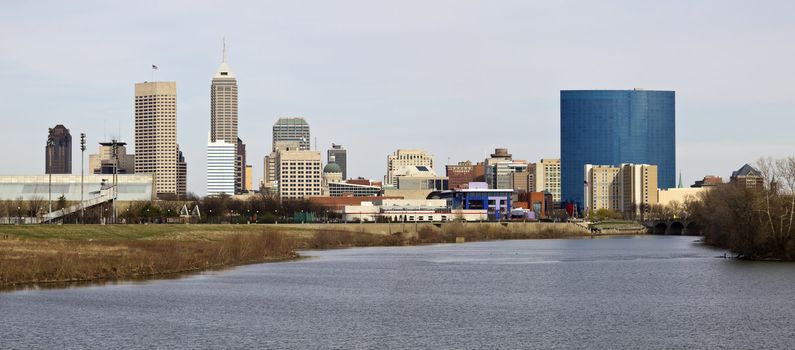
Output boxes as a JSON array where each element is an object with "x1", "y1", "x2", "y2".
[{"x1": 0, "y1": 222, "x2": 591, "y2": 289}]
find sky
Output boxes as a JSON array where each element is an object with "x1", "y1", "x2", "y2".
[{"x1": 1, "y1": 0, "x2": 794, "y2": 196}]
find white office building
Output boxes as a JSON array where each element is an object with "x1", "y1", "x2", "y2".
[{"x1": 207, "y1": 139, "x2": 236, "y2": 196}]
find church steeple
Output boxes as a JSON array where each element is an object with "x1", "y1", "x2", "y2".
[{"x1": 678, "y1": 171, "x2": 684, "y2": 188}]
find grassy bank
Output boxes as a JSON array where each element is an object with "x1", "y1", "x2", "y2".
[{"x1": 0, "y1": 222, "x2": 590, "y2": 289}]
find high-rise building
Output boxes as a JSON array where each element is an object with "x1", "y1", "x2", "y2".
[
  {"x1": 277, "y1": 149, "x2": 322, "y2": 199},
  {"x1": 263, "y1": 140, "x2": 301, "y2": 189},
  {"x1": 584, "y1": 163, "x2": 658, "y2": 217},
  {"x1": 45, "y1": 125, "x2": 72, "y2": 174},
  {"x1": 177, "y1": 147, "x2": 187, "y2": 199},
  {"x1": 89, "y1": 141, "x2": 135, "y2": 174},
  {"x1": 134, "y1": 82, "x2": 181, "y2": 198},
  {"x1": 210, "y1": 42, "x2": 238, "y2": 144},
  {"x1": 561, "y1": 89, "x2": 675, "y2": 210},
  {"x1": 327, "y1": 143, "x2": 347, "y2": 179},
  {"x1": 209, "y1": 42, "x2": 244, "y2": 195},
  {"x1": 534, "y1": 158, "x2": 561, "y2": 204},
  {"x1": 236, "y1": 138, "x2": 246, "y2": 194},
  {"x1": 207, "y1": 139, "x2": 235, "y2": 196},
  {"x1": 273, "y1": 117, "x2": 310, "y2": 151},
  {"x1": 385, "y1": 149, "x2": 433, "y2": 186}
]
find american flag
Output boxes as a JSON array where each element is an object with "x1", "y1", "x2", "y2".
[{"x1": 152, "y1": 65, "x2": 158, "y2": 70}]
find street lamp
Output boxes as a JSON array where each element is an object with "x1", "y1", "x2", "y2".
[
  {"x1": 17, "y1": 206, "x2": 20, "y2": 225},
  {"x1": 80, "y1": 133, "x2": 86, "y2": 224},
  {"x1": 47, "y1": 129, "x2": 54, "y2": 217}
]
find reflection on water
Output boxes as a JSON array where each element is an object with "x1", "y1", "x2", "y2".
[{"x1": 2, "y1": 236, "x2": 794, "y2": 349}]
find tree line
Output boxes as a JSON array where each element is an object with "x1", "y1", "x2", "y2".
[{"x1": 691, "y1": 157, "x2": 795, "y2": 260}]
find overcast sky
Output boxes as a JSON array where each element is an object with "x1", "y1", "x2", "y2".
[{"x1": 2, "y1": 0, "x2": 794, "y2": 195}]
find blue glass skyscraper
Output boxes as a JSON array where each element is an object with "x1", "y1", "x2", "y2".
[{"x1": 560, "y1": 89, "x2": 675, "y2": 210}]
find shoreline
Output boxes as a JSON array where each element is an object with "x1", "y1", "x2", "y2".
[{"x1": 1, "y1": 222, "x2": 593, "y2": 291}]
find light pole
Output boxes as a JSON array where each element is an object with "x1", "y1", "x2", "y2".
[
  {"x1": 80, "y1": 133, "x2": 86, "y2": 224},
  {"x1": 111, "y1": 139, "x2": 119, "y2": 224},
  {"x1": 47, "y1": 129, "x2": 54, "y2": 216}
]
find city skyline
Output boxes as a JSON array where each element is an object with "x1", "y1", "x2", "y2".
[{"x1": 3, "y1": 1, "x2": 795, "y2": 196}]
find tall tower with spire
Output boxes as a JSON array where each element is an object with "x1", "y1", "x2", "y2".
[
  {"x1": 208, "y1": 38, "x2": 245, "y2": 194},
  {"x1": 210, "y1": 38, "x2": 238, "y2": 144}
]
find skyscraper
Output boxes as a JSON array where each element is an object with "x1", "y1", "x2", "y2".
[
  {"x1": 209, "y1": 41, "x2": 244, "y2": 195},
  {"x1": 327, "y1": 143, "x2": 347, "y2": 179},
  {"x1": 45, "y1": 125, "x2": 72, "y2": 174},
  {"x1": 273, "y1": 117, "x2": 310, "y2": 151},
  {"x1": 561, "y1": 89, "x2": 675, "y2": 209},
  {"x1": 210, "y1": 41, "x2": 238, "y2": 144},
  {"x1": 134, "y1": 81, "x2": 182, "y2": 199}
]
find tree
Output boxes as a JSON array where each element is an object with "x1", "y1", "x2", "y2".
[{"x1": 57, "y1": 195, "x2": 67, "y2": 210}]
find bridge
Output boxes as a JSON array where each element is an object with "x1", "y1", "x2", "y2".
[
  {"x1": 645, "y1": 219, "x2": 700, "y2": 235},
  {"x1": 41, "y1": 186, "x2": 117, "y2": 224}
]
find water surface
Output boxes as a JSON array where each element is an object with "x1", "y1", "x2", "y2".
[{"x1": 2, "y1": 236, "x2": 794, "y2": 349}]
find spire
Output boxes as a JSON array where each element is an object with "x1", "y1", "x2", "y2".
[
  {"x1": 222, "y1": 36, "x2": 227, "y2": 63},
  {"x1": 213, "y1": 37, "x2": 235, "y2": 79},
  {"x1": 678, "y1": 171, "x2": 684, "y2": 188}
]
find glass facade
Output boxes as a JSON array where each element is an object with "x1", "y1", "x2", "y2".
[{"x1": 560, "y1": 90, "x2": 675, "y2": 210}]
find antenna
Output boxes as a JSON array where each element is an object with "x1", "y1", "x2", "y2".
[
  {"x1": 222, "y1": 36, "x2": 227, "y2": 63},
  {"x1": 104, "y1": 120, "x2": 107, "y2": 142}
]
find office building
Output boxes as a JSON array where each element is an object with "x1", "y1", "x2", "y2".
[
  {"x1": 327, "y1": 144, "x2": 347, "y2": 179},
  {"x1": 45, "y1": 125, "x2": 72, "y2": 174},
  {"x1": 561, "y1": 89, "x2": 675, "y2": 210},
  {"x1": 177, "y1": 147, "x2": 187, "y2": 198},
  {"x1": 511, "y1": 171, "x2": 534, "y2": 193},
  {"x1": 89, "y1": 141, "x2": 135, "y2": 174},
  {"x1": 134, "y1": 81, "x2": 181, "y2": 198},
  {"x1": 236, "y1": 138, "x2": 246, "y2": 194},
  {"x1": 730, "y1": 164, "x2": 764, "y2": 191},
  {"x1": 446, "y1": 161, "x2": 476, "y2": 189},
  {"x1": 245, "y1": 165, "x2": 253, "y2": 192},
  {"x1": 273, "y1": 117, "x2": 310, "y2": 151},
  {"x1": 584, "y1": 164, "x2": 658, "y2": 217},
  {"x1": 484, "y1": 148, "x2": 528, "y2": 190},
  {"x1": 207, "y1": 139, "x2": 235, "y2": 196},
  {"x1": 210, "y1": 42, "x2": 238, "y2": 145},
  {"x1": 534, "y1": 158, "x2": 561, "y2": 204},
  {"x1": 277, "y1": 150, "x2": 322, "y2": 199},
  {"x1": 209, "y1": 43, "x2": 245, "y2": 195},
  {"x1": 263, "y1": 140, "x2": 301, "y2": 189},
  {"x1": 385, "y1": 149, "x2": 434, "y2": 186}
]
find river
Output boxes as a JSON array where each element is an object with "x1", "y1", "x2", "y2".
[{"x1": 2, "y1": 235, "x2": 794, "y2": 349}]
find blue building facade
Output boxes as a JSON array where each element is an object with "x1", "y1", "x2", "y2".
[
  {"x1": 431, "y1": 189, "x2": 513, "y2": 221},
  {"x1": 560, "y1": 90, "x2": 675, "y2": 210}
]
